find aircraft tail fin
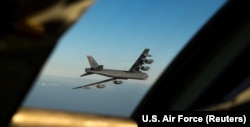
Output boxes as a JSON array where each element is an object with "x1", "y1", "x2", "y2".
[
  {"x1": 87, "y1": 55, "x2": 99, "y2": 68},
  {"x1": 87, "y1": 55, "x2": 103, "y2": 70}
]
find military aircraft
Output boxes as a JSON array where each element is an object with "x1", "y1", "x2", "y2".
[{"x1": 72, "y1": 48, "x2": 153, "y2": 89}]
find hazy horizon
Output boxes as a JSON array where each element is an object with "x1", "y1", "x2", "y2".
[{"x1": 23, "y1": 75, "x2": 150, "y2": 117}]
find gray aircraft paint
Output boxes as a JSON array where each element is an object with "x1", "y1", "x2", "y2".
[{"x1": 73, "y1": 48, "x2": 152, "y2": 89}]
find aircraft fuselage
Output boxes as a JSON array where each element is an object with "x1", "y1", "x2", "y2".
[{"x1": 86, "y1": 68, "x2": 148, "y2": 80}]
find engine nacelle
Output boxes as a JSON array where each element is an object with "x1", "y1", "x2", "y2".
[
  {"x1": 113, "y1": 80, "x2": 123, "y2": 84},
  {"x1": 96, "y1": 84, "x2": 105, "y2": 88},
  {"x1": 144, "y1": 59, "x2": 154, "y2": 64},
  {"x1": 141, "y1": 66, "x2": 150, "y2": 71}
]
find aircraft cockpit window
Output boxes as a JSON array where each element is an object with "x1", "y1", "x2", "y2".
[{"x1": 22, "y1": 0, "x2": 227, "y2": 117}]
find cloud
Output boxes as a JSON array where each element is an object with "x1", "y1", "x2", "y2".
[{"x1": 40, "y1": 82, "x2": 60, "y2": 87}]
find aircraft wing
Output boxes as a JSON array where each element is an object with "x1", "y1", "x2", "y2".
[
  {"x1": 129, "y1": 48, "x2": 151, "y2": 72},
  {"x1": 80, "y1": 73, "x2": 92, "y2": 77},
  {"x1": 72, "y1": 78, "x2": 116, "y2": 89}
]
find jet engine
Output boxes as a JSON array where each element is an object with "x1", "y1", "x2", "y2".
[
  {"x1": 113, "y1": 80, "x2": 123, "y2": 84},
  {"x1": 144, "y1": 59, "x2": 154, "y2": 64},
  {"x1": 141, "y1": 66, "x2": 150, "y2": 71},
  {"x1": 95, "y1": 84, "x2": 105, "y2": 88}
]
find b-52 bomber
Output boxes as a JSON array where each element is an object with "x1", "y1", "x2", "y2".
[{"x1": 72, "y1": 48, "x2": 153, "y2": 89}]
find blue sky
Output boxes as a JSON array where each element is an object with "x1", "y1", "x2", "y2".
[{"x1": 39, "y1": 0, "x2": 226, "y2": 85}]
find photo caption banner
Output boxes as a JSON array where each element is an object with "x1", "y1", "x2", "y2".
[{"x1": 136, "y1": 111, "x2": 249, "y2": 126}]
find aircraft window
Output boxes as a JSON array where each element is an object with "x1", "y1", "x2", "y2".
[{"x1": 22, "y1": 0, "x2": 227, "y2": 117}]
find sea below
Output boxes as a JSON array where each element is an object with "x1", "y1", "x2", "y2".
[{"x1": 22, "y1": 75, "x2": 151, "y2": 117}]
